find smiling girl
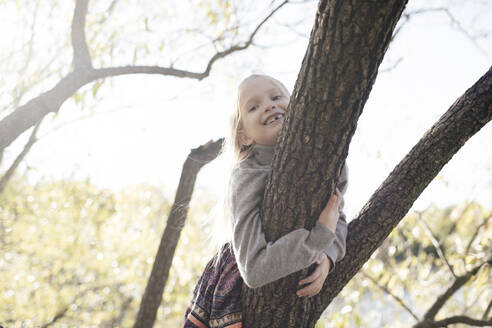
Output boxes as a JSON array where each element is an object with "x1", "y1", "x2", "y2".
[{"x1": 183, "y1": 74, "x2": 348, "y2": 328}]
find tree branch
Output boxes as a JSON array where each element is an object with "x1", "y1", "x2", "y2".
[
  {"x1": 72, "y1": 0, "x2": 92, "y2": 69},
  {"x1": 464, "y1": 212, "x2": 492, "y2": 255},
  {"x1": 446, "y1": 201, "x2": 474, "y2": 237},
  {"x1": 361, "y1": 271, "x2": 420, "y2": 322},
  {"x1": 462, "y1": 288, "x2": 489, "y2": 319},
  {"x1": 415, "y1": 315, "x2": 492, "y2": 328},
  {"x1": 423, "y1": 259, "x2": 491, "y2": 321},
  {"x1": 415, "y1": 211, "x2": 456, "y2": 278},
  {"x1": 101, "y1": 296, "x2": 133, "y2": 328},
  {"x1": 311, "y1": 66, "x2": 492, "y2": 315},
  {"x1": 0, "y1": 1, "x2": 288, "y2": 152},
  {"x1": 200, "y1": 0, "x2": 289, "y2": 78},
  {"x1": 399, "y1": 7, "x2": 490, "y2": 58},
  {"x1": 0, "y1": 118, "x2": 43, "y2": 194},
  {"x1": 40, "y1": 282, "x2": 125, "y2": 328},
  {"x1": 96, "y1": 0, "x2": 119, "y2": 24},
  {"x1": 483, "y1": 299, "x2": 492, "y2": 320},
  {"x1": 133, "y1": 138, "x2": 223, "y2": 328}
]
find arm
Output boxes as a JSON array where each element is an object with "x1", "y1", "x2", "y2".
[
  {"x1": 228, "y1": 167, "x2": 336, "y2": 288},
  {"x1": 323, "y1": 162, "x2": 349, "y2": 273}
]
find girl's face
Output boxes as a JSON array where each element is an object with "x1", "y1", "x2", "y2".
[{"x1": 238, "y1": 77, "x2": 289, "y2": 146}]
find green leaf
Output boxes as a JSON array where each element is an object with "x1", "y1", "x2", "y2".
[
  {"x1": 73, "y1": 92, "x2": 83, "y2": 105},
  {"x1": 92, "y1": 81, "x2": 103, "y2": 98},
  {"x1": 145, "y1": 17, "x2": 150, "y2": 32}
]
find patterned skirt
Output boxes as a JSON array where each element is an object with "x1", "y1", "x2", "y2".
[{"x1": 183, "y1": 242, "x2": 243, "y2": 328}]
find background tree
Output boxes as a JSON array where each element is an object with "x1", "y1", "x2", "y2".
[{"x1": 0, "y1": 0, "x2": 293, "y2": 187}]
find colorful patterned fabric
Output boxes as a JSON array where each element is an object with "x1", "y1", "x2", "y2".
[{"x1": 183, "y1": 242, "x2": 243, "y2": 328}]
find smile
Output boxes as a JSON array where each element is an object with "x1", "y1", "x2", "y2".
[{"x1": 264, "y1": 113, "x2": 284, "y2": 125}]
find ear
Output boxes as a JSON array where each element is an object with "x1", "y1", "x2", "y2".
[{"x1": 238, "y1": 129, "x2": 253, "y2": 146}]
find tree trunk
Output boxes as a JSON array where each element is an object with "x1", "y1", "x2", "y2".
[
  {"x1": 133, "y1": 139, "x2": 223, "y2": 328},
  {"x1": 240, "y1": 0, "x2": 492, "y2": 326}
]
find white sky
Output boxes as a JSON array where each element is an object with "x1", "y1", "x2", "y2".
[{"x1": 2, "y1": 1, "x2": 492, "y2": 223}]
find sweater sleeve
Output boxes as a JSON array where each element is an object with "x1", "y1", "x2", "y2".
[
  {"x1": 228, "y1": 167, "x2": 336, "y2": 289},
  {"x1": 323, "y1": 161, "x2": 349, "y2": 273}
]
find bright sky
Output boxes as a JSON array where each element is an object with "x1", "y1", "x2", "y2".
[{"x1": 3, "y1": 1, "x2": 492, "y2": 223}]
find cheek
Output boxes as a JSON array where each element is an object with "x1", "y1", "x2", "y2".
[{"x1": 243, "y1": 120, "x2": 257, "y2": 133}]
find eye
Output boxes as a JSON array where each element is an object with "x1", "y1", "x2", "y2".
[
  {"x1": 272, "y1": 95, "x2": 282, "y2": 101},
  {"x1": 248, "y1": 105, "x2": 257, "y2": 112}
]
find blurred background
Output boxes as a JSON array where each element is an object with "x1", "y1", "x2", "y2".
[{"x1": 0, "y1": 0, "x2": 491, "y2": 327}]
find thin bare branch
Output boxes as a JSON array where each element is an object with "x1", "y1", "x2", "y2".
[
  {"x1": 361, "y1": 270, "x2": 420, "y2": 321},
  {"x1": 101, "y1": 296, "x2": 133, "y2": 328},
  {"x1": 3, "y1": 52, "x2": 61, "y2": 113},
  {"x1": 0, "y1": 1, "x2": 42, "y2": 112},
  {"x1": 447, "y1": 201, "x2": 475, "y2": 237},
  {"x1": 464, "y1": 212, "x2": 492, "y2": 255},
  {"x1": 40, "y1": 282, "x2": 125, "y2": 328},
  {"x1": 462, "y1": 288, "x2": 489, "y2": 318},
  {"x1": 278, "y1": 21, "x2": 310, "y2": 38},
  {"x1": 37, "y1": 104, "x2": 134, "y2": 140},
  {"x1": 483, "y1": 299, "x2": 492, "y2": 320},
  {"x1": 400, "y1": 7, "x2": 490, "y2": 59},
  {"x1": 438, "y1": 7, "x2": 490, "y2": 59},
  {"x1": 379, "y1": 57, "x2": 403, "y2": 73},
  {"x1": 201, "y1": 0, "x2": 289, "y2": 78},
  {"x1": 423, "y1": 259, "x2": 492, "y2": 321},
  {"x1": 0, "y1": 118, "x2": 43, "y2": 194},
  {"x1": 41, "y1": 306, "x2": 70, "y2": 328},
  {"x1": 89, "y1": 0, "x2": 119, "y2": 44},
  {"x1": 18, "y1": 1, "x2": 39, "y2": 79},
  {"x1": 416, "y1": 211, "x2": 456, "y2": 278},
  {"x1": 72, "y1": 0, "x2": 92, "y2": 69},
  {"x1": 91, "y1": 65, "x2": 207, "y2": 80},
  {"x1": 97, "y1": 0, "x2": 119, "y2": 24},
  {"x1": 416, "y1": 315, "x2": 492, "y2": 327}
]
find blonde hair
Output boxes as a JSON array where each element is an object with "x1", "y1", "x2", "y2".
[
  {"x1": 230, "y1": 74, "x2": 290, "y2": 168},
  {"x1": 203, "y1": 74, "x2": 291, "y2": 268}
]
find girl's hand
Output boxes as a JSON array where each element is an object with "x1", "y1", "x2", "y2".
[
  {"x1": 296, "y1": 253, "x2": 331, "y2": 298},
  {"x1": 318, "y1": 187, "x2": 343, "y2": 233}
]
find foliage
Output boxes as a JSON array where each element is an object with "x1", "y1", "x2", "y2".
[
  {"x1": 1, "y1": 171, "x2": 490, "y2": 327},
  {"x1": 318, "y1": 203, "x2": 491, "y2": 327},
  {"x1": 0, "y1": 173, "x2": 216, "y2": 327}
]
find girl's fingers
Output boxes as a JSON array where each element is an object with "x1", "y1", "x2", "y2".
[
  {"x1": 336, "y1": 188, "x2": 342, "y2": 198},
  {"x1": 298, "y1": 267, "x2": 321, "y2": 286},
  {"x1": 335, "y1": 189, "x2": 343, "y2": 204},
  {"x1": 328, "y1": 194, "x2": 337, "y2": 203},
  {"x1": 297, "y1": 282, "x2": 321, "y2": 297},
  {"x1": 331, "y1": 189, "x2": 341, "y2": 201}
]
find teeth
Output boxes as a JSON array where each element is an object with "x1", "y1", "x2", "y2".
[{"x1": 266, "y1": 114, "x2": 283, "y2": 125}]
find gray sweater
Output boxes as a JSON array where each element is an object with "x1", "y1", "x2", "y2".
[{"x1": 228, "y1": 143, "x2": 348, "y2": 288}]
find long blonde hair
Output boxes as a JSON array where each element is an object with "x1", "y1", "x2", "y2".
[{"x1": 203, "y1": 74, "x2": 291, "y2": 268}]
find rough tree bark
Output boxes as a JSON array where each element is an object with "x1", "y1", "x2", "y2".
[
  {"x1": 134, "y1": 139, "x2": 223, "y2": 328},
  {"x1": 240, "y1": 0, "x2": 492, "y2": 327}
]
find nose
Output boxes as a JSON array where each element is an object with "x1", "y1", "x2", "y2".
[{"x1": 264, "y1": 101, "x2": 275, "y2": 112}]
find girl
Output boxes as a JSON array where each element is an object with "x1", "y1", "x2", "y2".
[{"x1": 183, "y1": 74, "x2": 348, "y2": 328}]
